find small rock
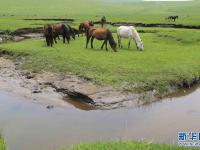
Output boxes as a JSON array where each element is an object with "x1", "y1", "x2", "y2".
[
  {"x1": 46, "y1": 105, "x2": 54, "y2": 109},
  {"x1": 32, "y1": 90, "x2": 42, "y2": 93},
  {"x1": 0, "y1": 37, "x2": 3, "y2": 43}
]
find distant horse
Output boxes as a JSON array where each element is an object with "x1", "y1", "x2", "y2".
[
  {"x1": 86, "y1": 27, "x2": 117, "y2": 52},
  {"x1": 43, "y1": 24, "x2": 54, "y2": 47},
  {"x1": 117, "y1": 26, "x2": 144, "y2": 50},
  {"x1": 52, "y1": 23, "x2": 75, "y2": 44},
  {"x1": 100, "y1": 16, "x2": 106, "y2": 28},
  {"x1": 79, "y1": 21, "x2": 94, "y2": 35},
  {"x1": 167, "y1": 16, "x2": 179, "y2": 22}
]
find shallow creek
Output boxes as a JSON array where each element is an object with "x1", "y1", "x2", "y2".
[{"x1": 0, "y1": 84, "x2": 200, "y2": 150}]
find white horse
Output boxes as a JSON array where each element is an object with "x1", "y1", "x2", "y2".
[{"x1": 117, "y1": 26, "x2": 144, "y2": 50}]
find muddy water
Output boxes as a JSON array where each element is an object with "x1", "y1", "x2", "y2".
[{"x1": 1, "y1": 85, "x2": 200, "y2": 150}]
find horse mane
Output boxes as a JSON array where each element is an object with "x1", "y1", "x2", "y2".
[
  {"x1": 130, "y1": 26, "x2": 142, "y2": 42},
  {"x1": 107, "y1": 29, "x2": 116, "y2": 49}
]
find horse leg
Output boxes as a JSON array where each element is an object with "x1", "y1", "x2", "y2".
[
  {"x1": 117, "y1": 35, "x2": 121, "y2": 48},
  {"x1": 66, "y1": 35, "x2": 70, "y2": 44},
  {"x1": 86, "y1": 35, "x2": 91, "y2": 48},
  {"x1": 50, "y1": 38, "x2": 53, "y2": 47},
  {"x1": 101, "y1": 40, "x2": 106, "y2": 50},
  {"x1": 105, "y1": 40, "x2": 108, "y2": 51},
  {"x1": 63, "y1": 34, "x2": 65, "y2": 43},
  {"x1": 46, "y1": 37, "x2": 49, "y2": 46},
  {"x1": 120, "y1": 38, "x2": 122, "y2": 48},
  {"x1": 91, "y1": 37, "x2": 94, "y2": 49},
  {"x1": 53, "y1": 36, "x2": 57, "y2": 44},
  {"x1": 128, "y1": 38, "x2": 131, "y2": 49}
]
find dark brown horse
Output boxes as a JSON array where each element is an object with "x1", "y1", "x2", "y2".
[
  {"x1": 86, "y1": 27, "x2": 117, "y2": 52},
  {"x1": 79, "y1": 21, "x2": 94, "y2": 35},
  {"x1": 100, "y1": 16, "x2": 106, "y2": 28},
  {"x1": 52, "y1": 23, "x2": 75, "y2": 44},
  {"x1": 43, "y1": 24, "x2": 54, "y2": 47},
  {"x1": 72, "y1": 27, "x2": 81, "y2": 37}
]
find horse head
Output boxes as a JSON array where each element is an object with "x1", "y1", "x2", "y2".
[{"x1": 136, "y1": 40, "x2": 144, "y2": 51}]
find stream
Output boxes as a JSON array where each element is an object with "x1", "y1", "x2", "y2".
[{"x1": 0, "y1": 84, "x2": 200, "y2": 150}]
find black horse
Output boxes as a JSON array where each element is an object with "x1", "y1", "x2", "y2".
[
  {"x1": 43, "y1": 24, "x2": 54, "y2": 47},
  {"x1": 167, "y1": 16, "x2": 179, "y2": 22},
  {"x1": 52, "y1": 23, "x2": 75, "y2": 44}
]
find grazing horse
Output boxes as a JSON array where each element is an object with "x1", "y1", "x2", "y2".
[
  {"x1": 52, "y1": 23, "x2": 75, "y2": 44},
  {"x1": 100, "y1": 16, "x2": 106, "y2": 28},
  {"x1": 167, "y1": 16, "x2": 179, "y2": 22},
  {"x1": 117, "y1": 26, "x2": 144, "y2": 50},
  {"x1": 72, "y1": 27, "x2": 81, "y2": 37},
  {"x1": 86, "y1": 27, "x2": 117, "y2": 52},
  {"x1": 79, "y1": 21, "x2": 94, "y2": 35},
  {"x1": 43, "y1": 24, "x2": 54, "y2": 47}
]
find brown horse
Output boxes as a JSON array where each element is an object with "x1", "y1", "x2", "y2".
[
  {"x1": 86, "y1": 27, "x2": 117, "y2": 52},
  {"x1": 52, "y1": 23, "x2": 75, "y2": 44},
  {"x1": 79, "y1": 21, "x2": 94, "y2": 35},
  {"x1": 43, "y1": 24, "x2": 54, "y2": 47},
  {"x1": 100, "y1": 16, "x2": 106, "y2": 28}
]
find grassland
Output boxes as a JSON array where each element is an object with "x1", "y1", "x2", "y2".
[
  {"x1": 0, "y1": 135, "x2": 6, "y2": 150},
  {"x1": 0, "y1": 0, "x2": 200, "y2": 31},
  {"x1": 0, "y1": 27, "x2": 200, "y2": 94},
  {"x1": 67, "y1": 141, "x2": 199, "y2": 150}
]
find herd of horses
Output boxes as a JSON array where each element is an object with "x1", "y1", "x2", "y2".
[{"x1": 43, "y1": 18, "x2": 144, "y2": 51}]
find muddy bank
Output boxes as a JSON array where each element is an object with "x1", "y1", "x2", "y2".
[
  {"x1": 0, "y1": 57, "x2": 73, "y2": 108},
  {"x1": 0, "y1": 27, "x2": 43, "y2": 43},
  {"x1": 10, "y1": 27, "x2": 43, "y2": 36},
  {"x1": 0, "y1": 56, "x2": 158, "y2": 110},
  {"x1": 1, "y1": 55, "x2": 200, "y2": 110}
]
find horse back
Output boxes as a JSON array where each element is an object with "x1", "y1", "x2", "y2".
[{"x1": 91, "y1": 28, "x2": 108, "y2": 40}]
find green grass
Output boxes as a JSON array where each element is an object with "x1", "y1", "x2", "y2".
[
  {"x1": 0, "y1": 135, "x2": 6, "y2": 150},
  {"x1": 67, "y1": 141, "x2": 199, "y2": 150},
  {"x1": 0, "y1": 0, "x2": 200, "y2": 30},
  {"x1": 0, "y1": 27, "x2": 200, "y2": 94}
]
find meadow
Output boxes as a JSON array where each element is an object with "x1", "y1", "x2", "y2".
[
  {"x1": 0, "y1": 0, "x2": 200, "y2": 31},
  {"x1": 0, "y1": 27, "x2": 200, "y2": 94},
  {"x1": 68, "y1": 141, "x2": 199, "y2": 150},
  {"x1": 0, "y1": 135, "x2": 6, "y2": 150}
]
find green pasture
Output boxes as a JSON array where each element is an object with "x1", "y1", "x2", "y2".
[
  {"x1": 0, "y1": 27, "x2": 200, "y2": 94},
  {"x1": 67, "y1": 141, "x2": 199, "y2": 150},
  {"x1": 0, "y1": 0, "x2": 200, "y2": 31},
  {"x1": 0, "y1": 135, "x2": 6, "y2": 150}
]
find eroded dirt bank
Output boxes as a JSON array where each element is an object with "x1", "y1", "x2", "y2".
[{"x1": 0, "y1": 56, "x2": 157, "y2": 110}]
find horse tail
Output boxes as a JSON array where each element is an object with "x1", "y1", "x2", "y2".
[{"x1": 107, "y1": 29, "x2": 117, "y2": 51}]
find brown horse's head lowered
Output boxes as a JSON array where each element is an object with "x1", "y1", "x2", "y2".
[{"x1": 86, "y1": 28, "x2": 117, "y2": 52}]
